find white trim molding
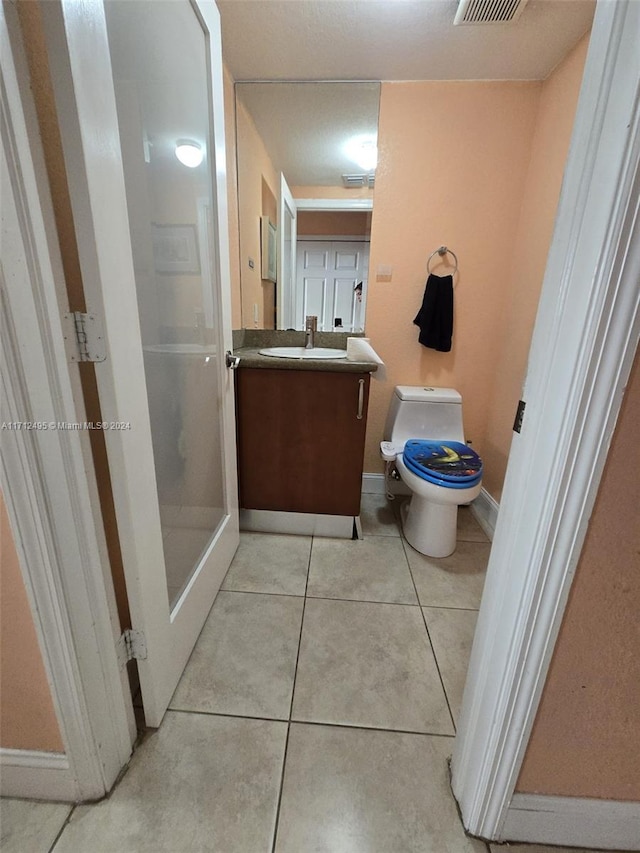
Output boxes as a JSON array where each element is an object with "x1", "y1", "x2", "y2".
[
  {"x1": 362, "y1": 472, "x2": 386, "y2": 494},
  {"x1": 1, "y1": 2, "x2": 135, "y2": 800},
  {"x1": 470, "y1": 488, "x2": 498, "y2": 540},
  {"x1": 0, "y1": 750, "x2": 75, "y2": 802},
  {"x1": 240, "y1": 508, "x2": 355, "y2": 539},
  {"x1": 502, "y1": 794, "x2": 640, "y2": 851},
  {"x1": 295, "y1": 198, "x2": 373, "y2": 212},
  {"x1": 363, "y1": 475, "x2": 498, "y2": 543},
  {"x1": 452, "y1": 0, "x2": 640, "y2": 844}
]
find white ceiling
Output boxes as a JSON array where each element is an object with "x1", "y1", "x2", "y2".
[
  {"x1": 218, "y1": 0, "x2": 595, "y2": 83},
  {"x1": 236, "y1": 82, "x2": 380, "y2": 186}
]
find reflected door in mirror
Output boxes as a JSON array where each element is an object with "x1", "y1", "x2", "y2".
[{"x1": 296, "y1": 241, "x2": 369, "y2": 332}]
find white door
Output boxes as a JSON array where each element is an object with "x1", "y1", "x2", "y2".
[
  {"x1": 277, "y1": 173, "x2": 297, "y2": 329},
  {"x1": 43, "y1": 0, "x2": 239, "y2": 726},
  {"x1": 296, "y1": 240, "x2": 369, "y2": 331}
]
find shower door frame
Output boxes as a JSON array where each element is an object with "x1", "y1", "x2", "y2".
[{"x1": 38, "y1": 0, "x2": 240, "y2": 729}]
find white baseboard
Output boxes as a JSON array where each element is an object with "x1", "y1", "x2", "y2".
[
  {"x1": 470, "y1": 487, "x2": 499, "y2": 540},
  {"x1": 0, "y1": 748, "x2": 77, "y2": 801},
  {"x1": 501, "y1": 793, "x2": 640, "y2": 850},
  {"x1": 364, "y1": 476, "x2": 502, "y2": 533},
  {"x1": 240, "y1": 509, "x2": 355, "y2": 538},
  {"x1": 362, "y1": 473, "x2": 386, "y2": 494}
]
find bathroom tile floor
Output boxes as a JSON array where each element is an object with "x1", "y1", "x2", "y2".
[{"x1": 0, "y1": 499, "x2": 622, "y2": 852}]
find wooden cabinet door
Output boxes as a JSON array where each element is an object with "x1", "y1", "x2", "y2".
[{"x1": 236, "y1": 369, "x2": 370, "y2": 516}]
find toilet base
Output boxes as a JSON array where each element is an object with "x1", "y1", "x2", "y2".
[{"x1": 401, "y1": 494, "x2": 458, "y2": 558}]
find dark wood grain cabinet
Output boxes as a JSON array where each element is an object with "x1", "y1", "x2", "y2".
[{"x1": 235, "y1": 368, "x2": 371, "y2": 516}]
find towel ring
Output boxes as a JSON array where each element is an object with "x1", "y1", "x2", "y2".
[{"x1": 427, "y1": 245, "x2": 458, "y2": 276}]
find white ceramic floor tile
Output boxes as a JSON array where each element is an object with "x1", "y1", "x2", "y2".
[
  {"x1": 170, "y1": 591, "x2": 304, "y2": 719},
  {"x1": 424, "y1": 606, "x2": 478, "y2": 724},
  {"x1": 359, "y1": 493, "x2": 401, "y2": 536},
  {"x1": 222, "y1": 532, "x2": 311, "y2": 596},
  {"x1": 306, "y1": 536, "x2": 417, "y2": 604},
  {"x1": 54, "y1": 712, "x2": 287, "y2": 853},
  {"x1": 406, "y1": 540, "x2": 490, "y2": 608},
  {"x1": 275, "y1": 723, "x2": 486, "y2": 853},
  {"x1": 292, "y1": 598, "x2": 453, "y2": 734},
  {"x1": 0, "y1": 798, "x2": 72, "y2": 853},
  {"x1": 458, "y1": 505, "x2": 491, "y2": 542}
]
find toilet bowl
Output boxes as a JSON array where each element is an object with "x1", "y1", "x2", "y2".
[{"x1": 381, "y1": 387, "x2": 483, "y2": 558}]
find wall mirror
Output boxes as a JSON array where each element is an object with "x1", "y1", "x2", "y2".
[{"x1": 235, "y1": 81, "x2": 380, "y2": 331}]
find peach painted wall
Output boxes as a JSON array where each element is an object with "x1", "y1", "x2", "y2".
[
  {"x1": 0, "y1": 492, "x2": 64, "y2": 752},
  {"x1": 292, "y1": 185, "x2": 374, "y2": 201},
  {"x1": 363, "y1": 80, "x2": 542, "y2": 472},
  {"x1": 517, "y1": 348, "x2": 640, "y2": 801},
  {"x1": 297, "y1": 211, "x2": 371, "y2": 237},
  {"x1": 223, "y1": 65, "x2": 242, "y2": 329},
  {"x1": 482, "y1": 35, "x2": 589, "y2": 500},
  {"x1": 236, "y1": 98, "x2": 280, "y2": 329}
]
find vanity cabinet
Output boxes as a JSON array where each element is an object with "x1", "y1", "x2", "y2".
[{"x1": 235, "y1": 368, "x2": 371, "y2": 516}]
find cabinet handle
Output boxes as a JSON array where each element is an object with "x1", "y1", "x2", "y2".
[{"x1": 356, "y1": 378, "x2": 365, "y2": 420}]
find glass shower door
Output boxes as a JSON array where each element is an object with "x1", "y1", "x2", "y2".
[
  {"x1": 105, "y1": 0, "x2": 225, "y2": 609},
  {"x1": 48, "y1": 0, "x2": 238, "y2": 726}
]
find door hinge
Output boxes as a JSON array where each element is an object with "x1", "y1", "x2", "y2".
[
  {"x1": 116, "y1": 629, "x2": 147, "y2": 668},
  {"x1": 62, "y1": 312, "x2": 107, "y2": 363},
  {"x1": 513, "y1": 399, "x2": 526, "y2": 434}
]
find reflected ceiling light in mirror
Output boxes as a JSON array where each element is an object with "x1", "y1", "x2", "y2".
[
  {"x1": 175, "y1": 139, "x2": 204, "y2": 168},
  {"x1": 344, "y1": 135, "x2": 378, "y2": 171}
]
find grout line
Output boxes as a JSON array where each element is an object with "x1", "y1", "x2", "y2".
[
  {"x1": 48, "y1": 804, "x2": 76, "y2": 852},
  {"x1": 168, "y1": 707, "x2": 288, "y2": 724},
  {"x1": 167, "y1": 706, "x2": 457, "y2": 739},
  {"x1": 288, "y1": 534, "x2": 313, "y2": 721},
  {"x1": 288, "y1": 718, "x2": 457, "y2": 739},
  {"x1": 219, "y1": 587, "x2": 306, "y2": 599},
  {"x1": 270, "y1": 721, "x2": 290, "y2": 853},
  {"x1": 218, "y1": 587, "x2": 306, "y2": 600},
  {"x1": 221, "y1": 587, "x2": 454, "y2": 609},
  {"x1": 217, "y1": 588, "x2": 480, "y2": 612},
  {"x1": 271, "y1": 534, "x2": 313, "y2": 853},
  {"x1": 305, "y1": 593, "x2": 420, "y2": 607},
  {"x1": 402, "y1": 537, "x2": 458, "y2": 734}
]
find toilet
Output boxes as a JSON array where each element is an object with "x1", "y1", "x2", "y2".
[{"x1": 381, "y1": 386, "x2": 482, "y2": 558}]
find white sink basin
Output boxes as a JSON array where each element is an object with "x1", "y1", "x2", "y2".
[
  {"x1": 144, "y1": 344, "x2": 216, "y2": 355},
  {"x1": 259, "y1": 346, "x2": 347, "y2": 359}
]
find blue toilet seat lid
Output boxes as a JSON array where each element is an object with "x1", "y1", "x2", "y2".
[{"x1": 402, "y1": 440, "x2": 483, "y2": 487}]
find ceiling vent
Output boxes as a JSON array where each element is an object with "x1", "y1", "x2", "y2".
[
  {"x1": 453, "y1": 0, "x2": 529, "y2": 25},
  {"x1": 342, "y1": 174, "x2": 375, "y2": 189}
]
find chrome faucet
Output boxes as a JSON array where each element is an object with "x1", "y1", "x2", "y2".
[{"x1": 305, "y1": 315, "x2": 317, "y2": 349}]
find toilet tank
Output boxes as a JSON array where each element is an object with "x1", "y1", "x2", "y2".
[{"x1": 384, "y1": 386, "x2": 466, "y2": 443}]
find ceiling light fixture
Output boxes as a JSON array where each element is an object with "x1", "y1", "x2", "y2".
[
  {"x1": 175, "y1": 139, "x2": 204, "y2": 168},
  {"x1": 344, "y1": 135, "x2": 378, "y2": 172}
]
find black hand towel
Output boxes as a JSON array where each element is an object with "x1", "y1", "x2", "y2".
[{"x1": 413, "y1": 273, "x2": 454, "y2": 352}]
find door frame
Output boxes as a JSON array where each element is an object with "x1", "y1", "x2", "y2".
[
  {"x1": 39, "y1": 0, "x2": 239, "y2": 727},
  {"x1": 276, "y1": 172, "x2": 297, "y2": 329},
  {"x1": 295, "y1": 198, "x2": 373, "y2": 212},
  {"x1": 1, "y1": 2, "x2": 135, "y2": 800},
  {"x1": 452, "y1": 0, "x2": 640, "y2": 843}
]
